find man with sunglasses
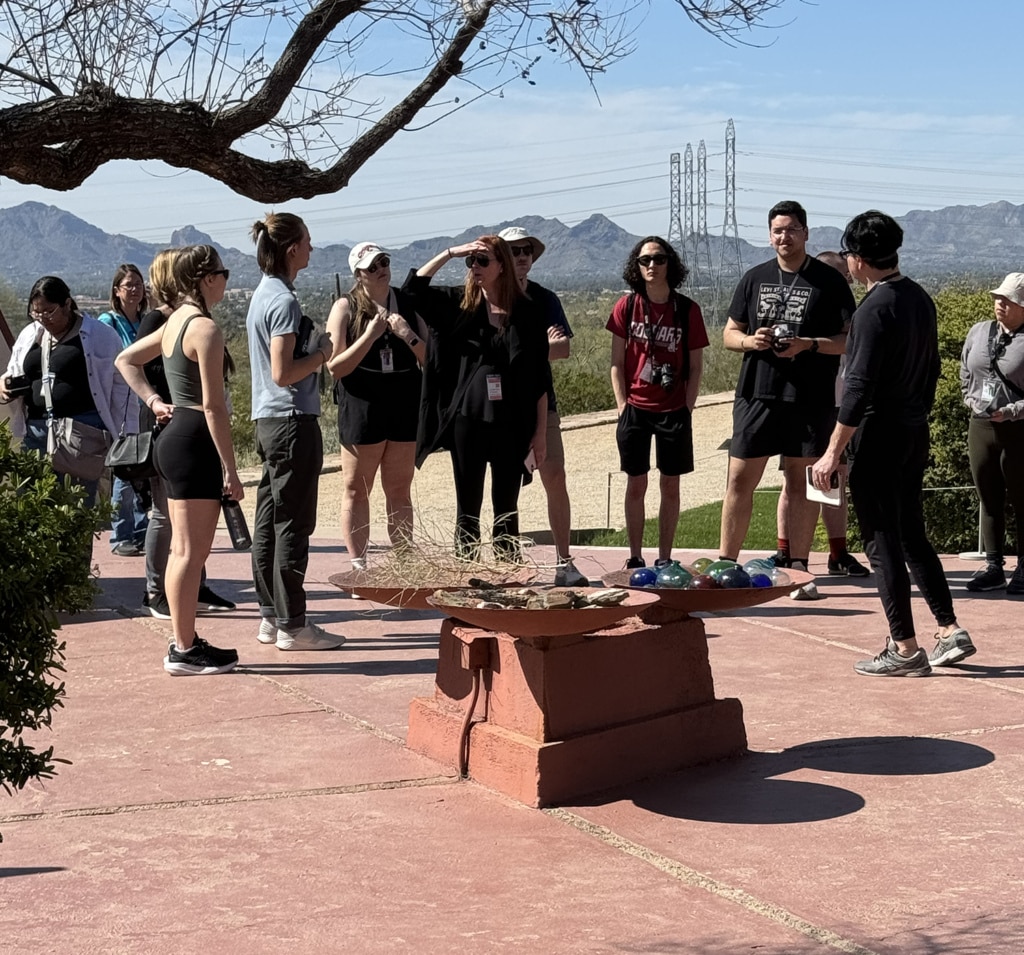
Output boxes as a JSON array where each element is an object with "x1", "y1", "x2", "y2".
[
  {"x1": 812, "y1": 210, "x2": 973, "y2": 676},
  {"x1": 719, "y1": 200, "x2": 855, "y2": 578},
  {"x1": 498, "y1": 225, "x2": 588, "y2": 586}
]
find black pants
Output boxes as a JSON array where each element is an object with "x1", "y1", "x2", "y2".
[
  {"x1": 967, "y1": 417, "x2": 1024, "y2": 564},
  {"x1": 848, "y1": 419, "x2": 956, "y2": 640},
  {"x1": 450, "y1": 415, "x2": 525, "y2": 561},
  {"x1": 252, "y1": 415, "x2": 323, "y2": 630}
]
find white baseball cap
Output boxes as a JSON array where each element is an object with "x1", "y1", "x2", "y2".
[
  {"x1": 990, "y1": 273, "x2": 1024, "y2": 308},
  {"x1": 497, "y1": 226, "x2": 545, "y2": 261},
  {"x1": 348, "y1": 241, "x2": 388, "y2": 273}
]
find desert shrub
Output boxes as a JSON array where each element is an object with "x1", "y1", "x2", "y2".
[{"x1": 0, "y1": 423, "x2": 101, "y2": 832}]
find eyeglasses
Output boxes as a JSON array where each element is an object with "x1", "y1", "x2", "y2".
[
  {"x1": 364, "y1": 255, "x2": 390, "y2": 274},
  {"x1": 771, "y1": 227, "x2": 806, "y2": 237},
  {"x1": 206, "y1": 268, "x2": 230, "y2": 280},
  {"x1": 118, "y1": 282, "x2": 144, "y2": 292},
  {"x1": 637, "y1": 254, "x2": 668, "y2": 267},
  {"x1": 839, "y1": 249, "x2": 856, "y2": 259},
  {"x1": 30, "y1": 303, "x2": 61, "y2": 321},
  {"x1": 509, "y1": 244, "x2": 533, "y2": 258},
  {"x1": 466, "y1": 254, "x2": 492, "y2": 268}
]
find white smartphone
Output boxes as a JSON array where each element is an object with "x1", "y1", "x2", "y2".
[
  {"x1": 806, "y1": 465, "x2": 842, "y2": 506},
  {"x1": 524, "y1": 449, "x2": 538, "y2": 473}
]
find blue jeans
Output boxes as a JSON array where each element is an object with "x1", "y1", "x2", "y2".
[{"x1": 110, "y1": 474, "x2": 149, "y2": 548}]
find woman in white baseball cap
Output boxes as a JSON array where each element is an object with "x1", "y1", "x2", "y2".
[
  {"x1": 960, "y1": 272, "x2": 1024, "y2": 594},
  {"x1": 325, "y1": 242, "x2": 428, "y2": 572}
]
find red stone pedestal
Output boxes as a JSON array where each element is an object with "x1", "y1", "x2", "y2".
[{"x1": 407, "y1": 615, "x2": 746, "y2": 807}]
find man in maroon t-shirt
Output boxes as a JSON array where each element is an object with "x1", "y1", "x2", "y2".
[{"x1": 607, "y1": 236, "x2": 709, "y2": 569}]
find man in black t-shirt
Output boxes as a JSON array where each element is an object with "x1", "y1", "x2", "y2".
[{"x1": 719, "y1": 200, "x2": 855, "y2": 571}]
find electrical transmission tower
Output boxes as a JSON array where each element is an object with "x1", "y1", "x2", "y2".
[
  {"x1": 693, "y1": 139, "x2": 716, "y2": 302},
  {"x1": 683, "y1": 144, "x2": 695, "y2": 292},
  {"x1": 667, "y1": 152, "x2": 683, "y2": 248},
  {"x1": 718, "y1": 118, "x2": 743, "y2": 296}
]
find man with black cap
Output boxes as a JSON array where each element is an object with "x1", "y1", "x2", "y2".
[
  {"x1": 812, "y1": 210, "x2": 975, "y2": 676},
  {"x1": 497, "y1": 225, "x2": 588, "y2": 586}
]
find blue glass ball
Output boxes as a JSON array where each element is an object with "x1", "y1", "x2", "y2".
[
  {"x1": 717, "y1": 568, "x2": 752, "y2": 589},
  {"x1": 749, "y1": 573, "x2": 773, "y2": 588},
  {"x1": 630, "y1": 567, "x2": 658, "y2": 588}
]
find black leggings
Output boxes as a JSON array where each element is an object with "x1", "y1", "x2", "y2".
[
  {"x1": 450, "y1": 415, "x2": 525, "y2": 561},
  {"x1": 848, "y1": 420, "x2": 956, "y2": 640},
  {"x1": 967, "y1": 416, "x2": 1024, "y2": 564}
]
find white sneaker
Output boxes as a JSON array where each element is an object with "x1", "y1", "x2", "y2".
[
  {"x1": 554, "y1": 558, "x2": 589, "y2": 587},
  {"x1": 275, "y1": 622, "x2": 346, "y2": 651},
  {"x1": 257, "y1": 619, "x2": 278, "y2": 644}
]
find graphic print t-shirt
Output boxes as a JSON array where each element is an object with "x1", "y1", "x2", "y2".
[
  {"x1": 728, "y1": 256, "x2": 855, "y2": 405},
  {"x1": 606, "y1": 293, "x2": 709, "y2": 412}
]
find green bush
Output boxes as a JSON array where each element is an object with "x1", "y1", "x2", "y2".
[{"x1": 0, "y1": 424, "x2": 101, "y2": 833}]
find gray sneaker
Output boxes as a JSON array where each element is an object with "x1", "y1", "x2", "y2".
[
  {"x1": 928, "y1": 628, "x2": 977, "y2": 667},
  {"x1": 854, "y1": 645, "x2": 932, "y2": 677},
  {"x1": 554, "y1": 558, "x2": 589, "y2": 587},
  {"x1": 276, "y1": 622, "x2": 346, "y2": 651}
]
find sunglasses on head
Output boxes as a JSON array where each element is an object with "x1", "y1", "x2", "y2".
[
  {"x1": 466, "y1": 254, "x2": 492, "y2": 268},
  {"x1": 509, "y1": 244, "x2": 533, "y2": 258},
  {"x1": 364, "y1": 255, "x2": 390, "y2": 274},
  {"x1": 637, "y1": 254, "x2": 668, "y2": 267}
]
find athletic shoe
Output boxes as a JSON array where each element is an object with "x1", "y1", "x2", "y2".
[
  {"x1": 554, "y1": 558, "x2": 589, "y2": 587},
  {"x1": 112, "y1": 541, "x2": 144, "y2": 557},
  {"x1": 767, "y1": 551, "x2": 790, "y2": 568},
  {"x1": 854, "y1": 645, "x2": 931, "y2": 677},
  {"x1": 827, "y1": 552, "x2": 870, "y2": 577},
  {"x1": 257, "y1": 618, "x2": 278, "y2": 644},
  {"x1": 197, "y1": 585, "x2": 236, "y2": 613},
  {"x1": 164, "y1": 636, "x2": 238, "y2": 676},
  {"x1": 965, "y1": 563, "x2": 1006, "y2": 592},
  {"x1": 928, "y1": 628, "x2": 977, "y2": 667},
  {"x1": 625, "y1": 556, "x2": 646, "y2": 570},
  {"x1": 790, "y1": 581, "x2": 823, "y2": 601},
  {"x1": 653, "y1": 558, "x2": 671, "y2": 570},
  {"x1": 276, "y1": 623, "x2": 346, "y2": 651},
  {"x1": 1005, "y1": 565, "x2": 1024, "y2": 595},
  {"x1": 143, "y1": 592, "x2": 172, "y2": 620}
]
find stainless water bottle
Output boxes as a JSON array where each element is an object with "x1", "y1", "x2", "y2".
[{"x1": 221, "y1": 496, "x2": 252, "y2": 551}]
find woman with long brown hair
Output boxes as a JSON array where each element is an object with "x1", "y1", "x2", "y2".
[
  {"x1": 403, "y1": 235, "x2": 550, "y2": 561},
  {"x1": 326, "y1": 242, "x2": 427, "y2": 571},
  {"x1": 116, "y1": 245, "x2": 241, "y2": 676}
]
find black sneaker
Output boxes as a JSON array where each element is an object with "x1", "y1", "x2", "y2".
[
  {"x1": 965, "y1": 563, "x2": 1006, "y2": 592},
  {"x1": 112, "y1": 541, "x2": 144, "y2": 557},
  {"x1": 827, "y1": 552, "x2": 870, "y2": 577},
  {"x1": 625, "y1": 556, "x2": 646, "y2": 569},
  {"x1": 164, "y1": 636, "x2": 238, "y2": 676},
  {"x1": 143, "y1": 592, "x2": 172, "y2": 620},
  {"x1": 768, "y1": 551, "x2": 791, "y2": 568},
  {"x1": 653, "y1": 558, "x2": 671, "y2": 569},
  {"x1": 1006, "y1": 564, "x2": 1024, "y2": 595},
  {"x1": 854, "y1": 645, "x2": 931, "y2": 677},
  {"x1": 197, "y1": 585, "x2": 236, "y2": 613}
]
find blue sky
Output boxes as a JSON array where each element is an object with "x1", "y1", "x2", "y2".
[{"x1": 2, "y1": 0, "x2": 1021, "y2": 253}]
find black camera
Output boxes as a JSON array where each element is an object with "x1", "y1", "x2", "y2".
[
  {"x1": 651, "y1": 362, "x2": 675, "y2": 392},
  {"x1": 5, "y1": 374, "x2": 31, "y2": 397},
  {"x1": 771, "y1": 323, "x2": 795, "y2": 352}
]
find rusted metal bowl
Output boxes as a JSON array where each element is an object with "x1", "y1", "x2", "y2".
[
  {"x1": 426, "y1": 588, "x2": 661, "y2": 637},
  {"x1": 600, "y1": 568, "x2": 816, "y2": 614}
]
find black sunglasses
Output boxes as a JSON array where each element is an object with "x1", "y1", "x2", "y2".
[
  {"x1": 466, "y1": 254, "x2": 492, "y2": 268},
  {"x1": 509, "y1": 244, "x2": 533, "y2": 258},
  {"x1": 207, "y1": 268, "x2": 230, "y2": 280},
  {"x1": 637, "y1": 254, "x2": 668, "y2": 267},
  {"x1": 364, "y1": 255, "x2": 390, "y2": 274}
]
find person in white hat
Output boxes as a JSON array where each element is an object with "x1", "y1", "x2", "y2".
[
  {"x1": 957, "y1": 271, "x2": 1024, "y2": 596},
  {"x1": 497, "y1": 225, "x2": 588, "y2": 586},
  {"x1": 324, "y1": 242, "x2": 427, "y2": 573}
]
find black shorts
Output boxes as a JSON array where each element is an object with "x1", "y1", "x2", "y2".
[
  {"x1": 731, "y1": 396, "x2": 836, "y2": 460},
  {"x1": 616, "y1": 404, "x2": 694, "y2": 477},
  {"x1": 154, "y1": 407, "x2": 223, "y2": 500}
]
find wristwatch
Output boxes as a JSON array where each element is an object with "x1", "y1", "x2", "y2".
[
  {"x1": 809, "y1": 338, "x2": 819, "y2": 353},
  {"x1": 409, "y1": 337, "x2": 420, "y2": 347}
]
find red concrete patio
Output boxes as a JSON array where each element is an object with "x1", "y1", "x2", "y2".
[{"x1": 2, "y1": 536, "x2": 1022, "y2": 954}]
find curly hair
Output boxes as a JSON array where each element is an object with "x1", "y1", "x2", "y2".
[{"x1": 621, "y1": 236, "x2": 688, "y2": 294}]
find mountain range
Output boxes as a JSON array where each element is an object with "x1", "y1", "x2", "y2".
[{"x1": 1, "y1": 200, "x2": 1020, "y2": 295}]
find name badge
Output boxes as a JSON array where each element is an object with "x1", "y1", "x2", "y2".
[
  {"x1": 982, "y1": 377, "x2": 998, "y2": 403},
  {"x1": 486, "y1": 374, "x2": 503, "y2": 401},
  {"x1": 639, "y1": 360, "x2": 653, "y2": 384},
  {"x1": 380, "y1": 347, "x2": 394, "y2": 374}
]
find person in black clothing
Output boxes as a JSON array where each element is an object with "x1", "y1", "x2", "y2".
[
  {"x1": 812, "y1": 210, "x2": 976, "y2": 676},
  {"x1": 404, "y1": 235, "x2": 549, "y2": 562},
  {"x1": 720, "y1": 201, "x2": 855, "y2": 573},
  {"x1": 326, "y1": 242, "x2": 427, "y2": 571},
  {"x1": 138, "y1": 248, "x2": 235, "y2": 620}
]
